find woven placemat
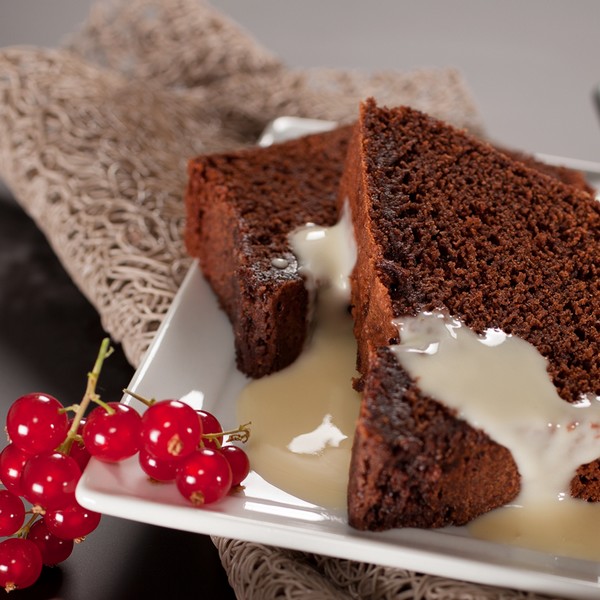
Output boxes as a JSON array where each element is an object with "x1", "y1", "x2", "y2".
[{"x1": 0, "y1": 1, "x2": 556, "y2": 598}]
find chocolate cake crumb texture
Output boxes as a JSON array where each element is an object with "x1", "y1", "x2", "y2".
[{"x1": 343, "y1": 99, "x2": 600, "y2": 531}]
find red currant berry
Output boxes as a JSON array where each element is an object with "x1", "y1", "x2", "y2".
[
  {"x1": 21, "y1": 452, "x2": 81, "y2": 510},
  {"x1": 82, "y1": 403, "x2": 142, "y2": 462},
  {"x1": 27, "y1": 518, "x2": 73, "y2": 566},
  {"x1": 141, "y1": 400, "x2": 202, "y2": 460},
  {"x1": 45, "y1": 502, "x2": 101, "y2": 540},
  {"x1": 0, "y1": 490, "x2": 25, "y2": 536},
  {"x1": 220, "y1": 445, "x2": 250, "y2": 488},
  {"x1": 0, "y1": 444, "x2": 30, "y2": 496},
  {"x1": 138, "y1": 448, "x2": 182, "y2": 482},
  {"x1": 176, "y1": 448, "x2": 232, "y2": 506},
  {"x1": 68, "y1": 418, "x2": 91, "y2": 471},
  {"x1": 0, "y1": 537, "x2": 43, "y2": 592},
  {"x1": 69, "y1": 438, "x2": 91, "y2": 471},
  {"x1": 6, "y1": 393, "x2": 69, "y2": 455},
  {"x1": 197, "y1": 409, "x2": 223, "y2": 450}
]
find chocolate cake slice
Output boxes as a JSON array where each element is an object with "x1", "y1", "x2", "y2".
[
  {"x1": 184, "y1": 125, "x2": 352, "y2": 378},
  {"x1": 342, "y1": 99, "x2": 600, "y2": 531},
  {"x1": 184, "y1": 120, "x2": 589, "y2": 381}
]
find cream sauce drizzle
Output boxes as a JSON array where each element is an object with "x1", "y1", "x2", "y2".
[
  {"x1": 392, "y1": 312, "x2": 600, "y2": 560},
  {"x1": 237, "y1": 311, "x2": 360, "y2": 510},
  {"x1": 236, "y1": 207, "x2": 600, "y2": 560},
  {"x1": 237, "y1": 204, "x2": 359, "y2": 510}
]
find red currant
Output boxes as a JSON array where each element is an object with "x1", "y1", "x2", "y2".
[
  {"x1": 68, "y1": 418, "x2": 91, "y2": 471},
  {"x1": 0, "y1": 444, "x2": 30, "y2": 496},
  {"x1": 138, "y1": 448, "x2": 181, "y2": 482},
  {"x1": 27, "y1": 518, "x2": 74, "y2": 566},
  {"x1": 176, "y1": 448, "x2": 232, "y2": 506},
  {"x1": 0, "y1": 537, "x2": 42, "y2": 592},
  {"x1": 45, "y1": 503, "x2": 102, "y2": 540},
  {"x1": 197, "y1": 409, "x2": 223, "y2": 450},
  {"x1": 6, "y1": 393, "x2": 69, "y2": 455},
  {"x1": 141, "y1": 400, "x2": 202, "y2": 460},
  {"x1": 82, "y1": 402, "x2": 142, "y2": 462},
  {"x1": 69, "y1": 439, "x2": 91, "y2": 471},
  {"x1": 220, "y1": 445, "x2": 250, "y2": 488},
  {"x1": 0, "y1": 490, "x2": 25, "y2": 536},
  {"x1": 21, "y1": 452, "x2": 81, "y2": 511}
]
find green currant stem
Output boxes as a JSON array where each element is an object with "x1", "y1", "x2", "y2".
[
  {"x1": 92, "y1": 397, "x2": 116, "y2": 415},
  {"x1": 202, "y1": 422, "x2": 252, "y2": 447},
  {"x1": 58, "y1": 405, "x2": 80, "y2": 415},
  {"x1": 15, "y1": 513, "x2": 39, "y2": 539},
  {"x1": 57, "y1": 338, "x2": 113, "y2": 455},
  {"x1": 122, "y1": 389, "x2": 156, "y2": 408}
]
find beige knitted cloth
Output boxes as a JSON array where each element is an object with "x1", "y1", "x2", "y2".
[{"x1": 0, "y1": 1, "x2": 556, "y2": 598}]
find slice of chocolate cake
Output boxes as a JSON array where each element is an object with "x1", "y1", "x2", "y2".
[
  {"x1": 184, "y1": 125, "x2": 352, "y2": 378},
  {"x1": 184, "y1": 120, "x2": 589, "y2": 381},
  {"x1": 342, "y1": 99, "x2": 600, "y2": 531}
]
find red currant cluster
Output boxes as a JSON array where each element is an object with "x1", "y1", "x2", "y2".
[
  {"x1": 0, "y1": 339, "x2": 251, "y2": 592},
  {"x1": 0, "y1": 392, "x2": 101, "y2": 592},
  {"x1": 117, "y1": 389, "x2": 251, "y2": 506}
]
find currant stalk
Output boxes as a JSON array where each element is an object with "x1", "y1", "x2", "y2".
[
  {"x1": 57, "y1": 338, "x2": 113, "y2": 456},
  {"x1": 201, "y1": 422, "x2": 251, "y2": 448}
]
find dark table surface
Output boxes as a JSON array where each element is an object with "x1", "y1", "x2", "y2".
[{"x1": 0, "y1": 196, "x2": 236, "y2": 599}]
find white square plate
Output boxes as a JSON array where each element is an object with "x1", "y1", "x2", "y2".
[{"x1": 77, "y1": 118, "x2": 600, "y2": 599}]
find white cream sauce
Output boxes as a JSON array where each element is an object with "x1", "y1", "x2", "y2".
[
  {"x1": 236, "y1": 205, "x2": 600, "y2": 560},
  {"x1": 237, "y1": 309, "x2": 360, "y2": 510},
  {"x1": 392, "y1": 312, "x2": 600, "y2": 560},
  {"x1": 392, "y1": 312, "x2": 600, "y2": 505},
  {"x1": 287, "y1": 202, "x2": 356, "y2": 302},
  {"x1": 237, "y1": 204, "x2": 359, "y2": 510}
]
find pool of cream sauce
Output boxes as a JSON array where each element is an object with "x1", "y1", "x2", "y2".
[{"x1": 236, "y1": 209, "x2": 600, "y2": 561}]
